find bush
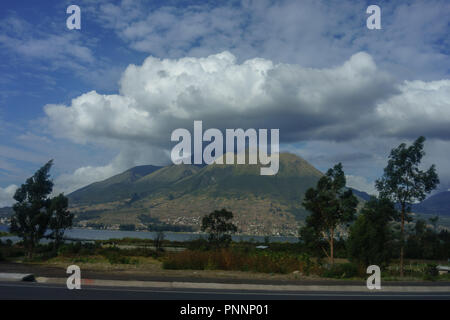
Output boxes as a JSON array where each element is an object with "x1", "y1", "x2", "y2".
[
  {"x1": 58, "y1": 242, "x2": 99, "y2": 256},
  {"x1": 105, "y1": 252, "x2": 132, "y2": 264},
  {"x1": 100, "y1": 247, "x2": 140, "y2": 265},
  {"x1": 162, "y1": 249, "x2": 318, "y2": 274},
  {"x1": 423, "y1": 264, "x2": 439, "y2": 281},
  {"x1": 0, "y1": 245, "x2": 25, "y2": 258},
  {"x1": 321, "y1": 263, "x2": 359, "y2": 279},
  {"x1": 186, "y1": 238, "x2": 210, "y2": 251},
  {"x1": 0, "y1": 250, "x2": 4, "y2": 261},
  {"x1": 58, "y1": 242, "x2": 83, "y2": 255}
]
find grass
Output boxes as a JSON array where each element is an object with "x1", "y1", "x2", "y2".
[{"x1": 39, "y1": 254, "x2": 161, "y2": 272}]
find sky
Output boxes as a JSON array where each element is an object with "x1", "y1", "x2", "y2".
[{"x1": 0, "y1": 0, "x2": 449, "y2": 206}]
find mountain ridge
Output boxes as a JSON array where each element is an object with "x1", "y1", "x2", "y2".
[{"x1": 67, "y1": 153, "x2": 325, "y2": 235}]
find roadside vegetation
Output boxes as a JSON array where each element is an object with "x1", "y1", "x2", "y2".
[{"x1": 0, "y1": 137, "x2": 449, "y2": 281}]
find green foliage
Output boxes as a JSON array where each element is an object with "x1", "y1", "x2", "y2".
[
  {"x1": 0, "y1": 243, "x2": 25, "y2": 259},
  {"x1": 10, "y1": 160, "x2": 54, "y2": 258},
  {"x1": 375, "y1": 136, "x2": 439, "y2": 275},
  {"x1": 321, "y1": 263, "x2": 359, "y2": 279},
  {"x1": 48, "y1": 194, "x2": 73, "y2": 248},
  {"x1": 298, "y1": 225, "x2": 326, "y2": 257},
  {"x1": 405, "y1": 220, "x2": 447, "y2": 260},
  {"x1": 104, "y1": 251, "x2": 136, "y2": 265},
  {"x1": 9, "y1": 160, "x2": 72, "y2": 258},
  {"x1": 162, "y1": 249, "x2": 318, "y2": 274},
  {"x1": 376, "y1": 137, "x2": 440, "y2": 206},
  {"x1": 429, "y1": 216, "x2": 439, "y2": 232},
  {"x1": 300, "y1": 163, "x2": 358, "y2": 264},
  {"x1": 347, "y1": 197, "x2": 397, "y2": 268},
  {"x1": 186, "y1": 238, "x2": 210, "y2": 251},
  {"x1": 57, "y1": 242, "x2": 159, "y2": 264},
  {"x1": 58, "y1": 241, "x2": 99, "y2": 256},
  {"x1": 201, "y1": 209, "x2": 237, "y2": 248},
  {"x1": 423, "y1": 264, "x2": 439, "y2": 281}
]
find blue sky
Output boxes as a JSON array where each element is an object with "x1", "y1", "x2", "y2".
[{"x1": 0, "y1": 0, "x2": 449, "y2": 205}]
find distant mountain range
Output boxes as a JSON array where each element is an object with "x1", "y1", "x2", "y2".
[
  {"x1": 0, "y1": 206, "x2": 12, "y2": 217},
  {"x1": 411, "y1": 191, "x2": 450, "y2": 216},
  {"x1": 1, "y1": 154, "x2": 449, "y2": 235},
  {"x1": 349, "y1": 188, "x2": 372, "y2": 201}
]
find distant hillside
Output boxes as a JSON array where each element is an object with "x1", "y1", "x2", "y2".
[
  {"x1": 0, "y1": 206, "x2": 13, "y2": 217},
  {"x1": 412, "y1": 191, "x2": 450, "y2": 216},
  {"x1": 68, "y1": 153, "x2": 326, "y2": 235},
  {"x1": 69, "y1": 165, "x2": 162, "y2": 204},
  {"x1": 349, "y1": 188, "x2": 372, "y2": 201}
]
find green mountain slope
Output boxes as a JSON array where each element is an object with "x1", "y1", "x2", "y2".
[
  {"x1": 68, "y1": 153, "x2": 327, "y2": 235},
  {"x1": 69, "y1": 165, "x2": 162, "y2": 204},
  {"x1": 168, "y1": 153, "x2": 323, "y2": 202}
]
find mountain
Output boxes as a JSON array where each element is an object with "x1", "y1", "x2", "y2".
[
  {"x1": 0, "y1": 206, "x2": 13, "y2": 217},
  {"x1": 412, "y1": 191, "x2": 450, "y2": 216},
  {"x1": 69, "y1": 165, "x2": 162, "y2": 204},
  {"x1": 349, "y1": 188, "x2": 372, "y2": 201},
  {"x1": 68, "y1": 153, "x2": 325, "y2": 236}
]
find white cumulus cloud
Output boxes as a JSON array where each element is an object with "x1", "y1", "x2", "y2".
[
  {"x1": 42, "y1": 51, "x2": 450, "y2": 193},
  {"x1": 0, "y1": 185, "x2": 18, "y2": 207},
  {"x1": 346, "y1": 175, "x2": 377, "y2": 196}
]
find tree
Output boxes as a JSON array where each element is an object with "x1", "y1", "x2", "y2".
[
  {"x1": 414, "y1": 219, "x2": 427, "y2": 236},
  {"x1": 154, "y1": 231, "x2": 165, "y2": 252},
  {"x1": 201, "y1": 209, "x2": 237, "y2": 248},
  {"x1": 347, "y1": 197, "x2": 397, "y2": 268},
  {"x1": 375, "y1": 136, "x2": 439, "y2": 276},
  {"x1": 299, "y1": 224, "x2": 327, "y2": 258},
  {"x1": 10, "y1": 160, "x2": 72, "y2": 258},
  {"x1": 48, "y1": 194, "x2": 73, "y2": 249},
  {"x1": 429, "y1": 216, "x2": 439, "y2": 233},
  {"x1": 406, "y1": 219, "x2": 441, "y2": 260},
  {"x1": 300, "y1": 163, "x2": 358, "y2": 265},
  {"x1": 10, "y1": 161, "x2": 54, "y2": 258}
]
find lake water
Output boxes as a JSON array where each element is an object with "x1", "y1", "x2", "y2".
[{"x1": 0, "y1": 225, "x2": 298, "y2": 243}]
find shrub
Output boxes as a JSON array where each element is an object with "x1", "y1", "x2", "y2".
[
  {"x1": 58, "y1": 242, "x2": 100, "y2": 256},
  {"x1": 58, "y1": 242, "x2": 83, "y2": 255},
  {"x1": 100, "y1": 247, "x2": 140, "y2": 265},
  {"x1": 105, "y1": 252, "x2": 131, "y2": 264},
  {"x1": 321, "y1": 263, "x2": 359, "y2": 279},
  {"x1": 0, "y1": 245, "x2": 25, "y2": 258},
  {"x1": 186, "y1": 238, "x2": 210, "y2": 251},
  {"x1": 162, "y1": 249, "x2": 318, "y2": 274},
  {"x1": 423, "y1": 264, "x2": 439, "y2": 281}
]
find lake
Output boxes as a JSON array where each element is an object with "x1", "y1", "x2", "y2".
[{"x1": 0, "y1": 225, "x2": 298, "y2": 243}]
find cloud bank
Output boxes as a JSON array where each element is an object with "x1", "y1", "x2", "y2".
[{"x1": 41, "y1": 51, "x2": 450, "y2": 195}]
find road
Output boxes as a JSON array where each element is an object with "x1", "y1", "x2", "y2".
[{"x1": 0, "y1": 281, "x2": 449, "y2": 300}]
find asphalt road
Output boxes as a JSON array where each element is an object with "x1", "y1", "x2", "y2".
[{"x1": 0, "y1": 281, "x2": 449, "y2": 300}]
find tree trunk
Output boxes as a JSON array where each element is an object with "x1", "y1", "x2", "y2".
[
  {"x1": 400, "y1": 204, "x2": 405, "y2": 277},
  {"x1": 330, "y1": 228, "x2": 334, "y2": 265},
  {"x1": 27, "y1": 243, "x2": 33, "y2": 260}
]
